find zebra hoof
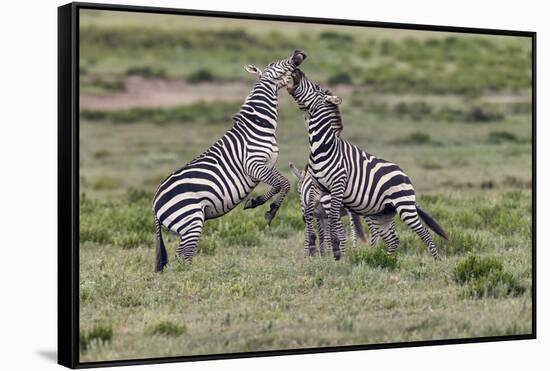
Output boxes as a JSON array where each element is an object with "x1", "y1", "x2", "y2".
[
  {"x1": 333, "y1": 251, "x2": 341, "y2": 261},
  {"x1": 264, "y1": 203, "x2": 278, "y2": 225},
  {"x1": 434, "y1": 254, "x2": 443, "y2": 261},
  {"x1": 244, "y1": 198, "x2": 258, "y2": 209},
  {"x1": 265, "y1": 210, "x2": 274, "y2": 225}
]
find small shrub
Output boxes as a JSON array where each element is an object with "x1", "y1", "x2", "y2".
[
  {"x1": 399, "y1": 131, "x2": 432, "y2": 145},
  {"x1": 464, "y1": 106, "x2": 504, "y2": 123},
  {"x1": 328, "y1": 72, "x2": 353, "y2": 85},
  {"x1": 319, "y1": 31, "x2": 354, "y2": 43},
  {"x1": 348, "y1": 247, "x2": 399, "y2": 270},
  {"x1": 187, "y1": 68, "x2": 215, "y2": 83},
  {"x1": 80, "y1": 322, "x2": 113, "y2": 351},
  {"x1": 453, "y1": 255, "x2": 525, "y2": 298},
  {"x1": 92, "y1": 149, "x2": 111, "y2": 160},
  {"x1": 487, "y1": 131, "x2": 520, "y2": 144},
  {"x1": 394, "y1": 101, "x2": 432, "y2": 121},
  {"x1": 420, "y1": 160, "x2": 443, "y2": 170},
  {"x1": 452, "y1": 255, "x2": 503, "y2": 285},
  {"x1": 464, "y1": 270, "x2": 526, "y2": 298},
  {"x1": 126, "y1": 65, "x2": 166, "y2": 79},
  {"x1": 148, "y1": 321, "x2": 186, "y2": 337}
]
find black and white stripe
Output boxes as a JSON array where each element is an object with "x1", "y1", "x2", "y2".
[
  {"x1": 287, "y1": 68, "x2": 449, "y2": 260},
  {"x1": 289, "y1": 162, "x2": 366, "y2": 257},
  {"x1": 152, "y1": 50, "x2": 306, "y2": 271}
]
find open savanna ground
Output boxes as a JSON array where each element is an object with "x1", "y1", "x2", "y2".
[{"x1": 78, "y1": 9, "x2": 533, "y2": 362}]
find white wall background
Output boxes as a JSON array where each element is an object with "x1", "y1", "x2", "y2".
[{"x1": 0, "y1": 0, "x2": 546, "y2": 369}]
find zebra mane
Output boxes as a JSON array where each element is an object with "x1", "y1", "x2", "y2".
[{"x1": 323, "y1": 89, "x2": 344, "y2": 136}]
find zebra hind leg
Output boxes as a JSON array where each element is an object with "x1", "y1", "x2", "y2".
[
  {"x1": 398, "y1": 206, "x2": 441, "y2": 260},
  {"x1": 318, "y1": 217, "x2": 328, "y2": 257},
  {"x1": 175, "y1": 209, "x2": 205, "y2": 265}
]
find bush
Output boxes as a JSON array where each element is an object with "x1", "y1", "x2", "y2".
[
  {"x1": 453, "y1": 255, "x2": 525, "y2": 298},
  {"x1": 328, "y1": 72, "x2": 353, "y2": 85},
  {"x1": 452, "y1": 255, "x2": 503, "y2": 285},
  {"x1": 147, "y1": 321, "x2": 186, "y2": 337},
  {"x1": 465, "y1": 270, "x2": 526, "y2": 298},
  {"x1": 348, "y1": 247, "x2": 399, "y2": 270},
  {"x1": 487, "y1": 131, "x2": 520, "y2": 144},
  {"x1": 397, "y1": 131, "x2": 432, "y2": 145},
  {"x1": 80, "y1": 322, "x2": 113, "y2": 351},
  {"x1": 463, "y1": 106, "x2": 504, "y2": 123},
  {"x1": 394, "y1": 101, "x2": 432, "y2": 121},
  {"x1": 187, "y1": 68, "x2": 216, "y2": 83},
  {"x1": 126, "y1": 65, "x2": 167, "y2": 79}
]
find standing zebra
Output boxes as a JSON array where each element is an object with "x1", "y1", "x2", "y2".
[
  {"x1": 152, "y1": 50, "x2": 307, "y2": 271},
  {"x1": 287, "y1": 68, "x2": 448, "y2": 260},
  {"x1": 289, "y1": 162, "x2": 366, "y2": 256}
]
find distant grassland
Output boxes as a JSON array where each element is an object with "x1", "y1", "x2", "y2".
[
  {"x1": 80, "y1": 10, "x2": 531, "y2": 97},
  {"x1": 78, "y1": 9, "x2": 533, "y2": 363}
]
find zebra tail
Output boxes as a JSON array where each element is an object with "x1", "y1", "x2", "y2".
[
  {"x1": 154, "y1": 214, "x2": 168, "y2": 272},
  {"x1": 417, "y1": 205, "x2": 449, "y2": 240},
  {"x1": 350, "y1": 212, "x2": 367, "y2": 242}
]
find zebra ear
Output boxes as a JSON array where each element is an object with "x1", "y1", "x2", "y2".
[
  {"x1": 288, "y1": 162, "x2": 302, "y2": 179},
  {"x1": 244, "y1": 65, "x2": 262, "y2": 77},
  {"x1": 325, "y1": 94, "x2": 342, "y2": 105}
]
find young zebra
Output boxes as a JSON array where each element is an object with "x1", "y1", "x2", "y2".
[
  {"x1": 289, "y1": 162, "x2": 366, "y2": 256},
  {"x1": 152, "y1": 50, "x2": 307, "y2": 271},
  {"x1": 287, "y1": 68, "x2": 448, "y2": 260}
]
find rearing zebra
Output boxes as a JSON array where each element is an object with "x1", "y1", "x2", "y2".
[
  {"x1": 152, "y1": 50, "x2": 307, "y2": 271},
  {"x1": 287, "y1": 68, "x2": 448, "y2": 260}
]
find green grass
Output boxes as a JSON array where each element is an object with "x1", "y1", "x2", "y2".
[
  {"x1": 77, "y1": 9, "x2": 532, "y2": 363},
  {"x1": 79, "y1": 10, "x2": 531, "y2": 96}
]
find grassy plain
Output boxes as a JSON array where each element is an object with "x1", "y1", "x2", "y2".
[{"x1": 78, "y1": 10, "x2": 533, "y2": 362}]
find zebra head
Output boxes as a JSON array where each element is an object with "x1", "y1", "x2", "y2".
[
  {"x1": 287, "y1": 68, "x2": 343, "y2": 111},
  {"x1": 244, "y1": 50, "x2": 307, "y2": 90},
  {"x1": 287, "y1": 68, "x2": 344, "y2": 134}
]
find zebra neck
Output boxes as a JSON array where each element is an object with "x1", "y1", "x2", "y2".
[
  {"x1": 307, "y1": 112, "x2": 339, "y2": 149},
  {"x1": 234, "y1": 80, "x2": 279, "y2": 130}
]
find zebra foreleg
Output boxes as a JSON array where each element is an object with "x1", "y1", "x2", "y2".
[
  {"x1": 175, "y1": 210, "x2": 205, "y2": 265},
  {"x1": 244, "y1": 164, "x2": 290, "y2": 225}
]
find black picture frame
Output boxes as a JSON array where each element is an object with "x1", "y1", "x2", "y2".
[{"x1": 58, "y1": 2, "x2": 537, "y2": 368}]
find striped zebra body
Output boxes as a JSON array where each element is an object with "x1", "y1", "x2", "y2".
[
  {"x1": 152, "y1": 51, "x2": 306, "y2": 271},
  {"x1": 289, "y1": 162, "x2": 366, "y2": 256},
  {"x1": 287, "y1": 68, "x2": 448, "y2": 260}
]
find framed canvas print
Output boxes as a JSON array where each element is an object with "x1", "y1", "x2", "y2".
[{"x1": 58, "y1": 2, "x2": 536, "y2": 368}]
